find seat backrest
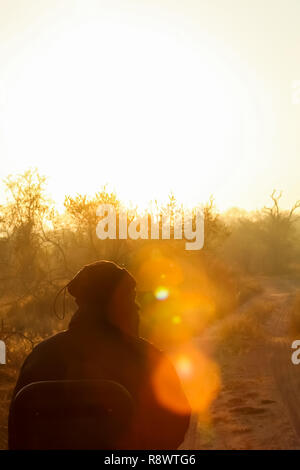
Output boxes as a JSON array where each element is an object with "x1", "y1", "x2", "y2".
[{"x1": 9, "y1": 379, "x2": 135, "y2": 449}]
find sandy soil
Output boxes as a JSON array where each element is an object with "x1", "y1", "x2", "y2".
[{"x1": 181, "y1": 277, "x2": 300, "y2": 449}]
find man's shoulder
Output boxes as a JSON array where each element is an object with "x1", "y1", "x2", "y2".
[
  {"x1": 30, "y1": 330, "x2": 70, "y2": 357},
  {"x1": 131, "y1": 336, "x2": 166, "y2": 363}
]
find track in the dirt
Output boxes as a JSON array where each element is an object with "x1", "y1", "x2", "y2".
[
  {"x1": 267, "y1": 288, "x2": 300, "y2": 441},
  {"x1": 181, "y1": 278, "x2": 300, "y2": 449}
]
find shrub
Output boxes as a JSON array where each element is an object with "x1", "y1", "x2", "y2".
[
  {"x1": 290, "y1": 292, "x2": 300, "y2": 335},
  {"x1": 216, "y1": 313, "x2": 265, "y2": 355}
]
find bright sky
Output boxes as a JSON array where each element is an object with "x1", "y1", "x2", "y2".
[{"x1": 0, "y1": 0, "x2": 299, "y2": 211}]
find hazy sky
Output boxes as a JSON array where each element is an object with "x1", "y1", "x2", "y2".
[{"x1": 0, "y1": 0, "x2": 299, "y2": 211}]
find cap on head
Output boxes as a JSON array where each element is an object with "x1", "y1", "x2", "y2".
[{"x1": 68, "y1": 260, "x2": 136, "y2": 307}]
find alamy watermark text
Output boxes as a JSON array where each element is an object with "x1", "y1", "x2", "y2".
[{"x1": 96, "y1": 204, "x2": 204, "y2": 250}]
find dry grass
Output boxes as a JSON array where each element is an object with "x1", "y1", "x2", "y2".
[
  {"x1": 237, "y1": 277, "x2": 263, "y2": 305},
  {"x1": 289, "y1": 291, "x2": 300, "y2": 335},
  {"x1": 215, "y1": 293, "x2": 272, "y2": 356},
  {"x1": 0, "y1": 332, "x2": 46, "y2": 450},
  {"x1": 216, "y1": 313, "x2": 265, "y2": 355},
  {"x1": 244, "y1": 298, "x2": 275, "y2": 323},
  {"x1": 0, "y1": 368, "x2": 17, "y2": 450}
]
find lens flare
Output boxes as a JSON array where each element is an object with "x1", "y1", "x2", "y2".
[
  {"x1": 176, "y1": 355, "x2": 193, "y2": 377},
  {"x1": 152, "y1": 347, "x2": 221, "y2": 414},
  {"x1": 136, "y1": 255, "x2": 183, "y2": 291},
  {"x1": 154, "y1": 286, "x2": 169, "y2": 300},
  {"x1": 172, "y1": 315, "x2": 182, "y2": 325}
]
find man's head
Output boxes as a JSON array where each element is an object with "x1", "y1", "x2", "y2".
[{"x1": 67, "y1": 261, "x2": 140, "y2": 336}]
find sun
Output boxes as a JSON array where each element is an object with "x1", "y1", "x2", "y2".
[{"x1": 2, "y1": 15, "x2": 256, "y2": 210}]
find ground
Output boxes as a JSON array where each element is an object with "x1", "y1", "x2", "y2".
[{"x1": 181, "y1": 277, "x2": 300, "y2": 449}]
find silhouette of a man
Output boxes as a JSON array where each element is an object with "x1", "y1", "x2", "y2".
[{"x1": 10, "y1": 261, "x2": 191, "y2": 449}]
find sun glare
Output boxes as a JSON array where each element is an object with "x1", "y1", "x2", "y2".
[
  {"x1": 154, "y1": 286, "x2": 169, "y2": 301},
  {"x1": 1, "y1": 13, "x2": 259, "y2": 210}
]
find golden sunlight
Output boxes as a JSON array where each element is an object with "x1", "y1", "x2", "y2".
[
  {"x1": 153, "y1": 347, "x2": 221, "y2": 414},
  {"x1": 1, "y1": 14, "x2": 260, "y2": 210}
]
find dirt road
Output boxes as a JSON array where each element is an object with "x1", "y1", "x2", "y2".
[
  {"x1": 265, "y1": 278, "x2": 300, "y2": 442},
  {"x1": 181, "y1": 277, "x2": 300, "y2": 449}
]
